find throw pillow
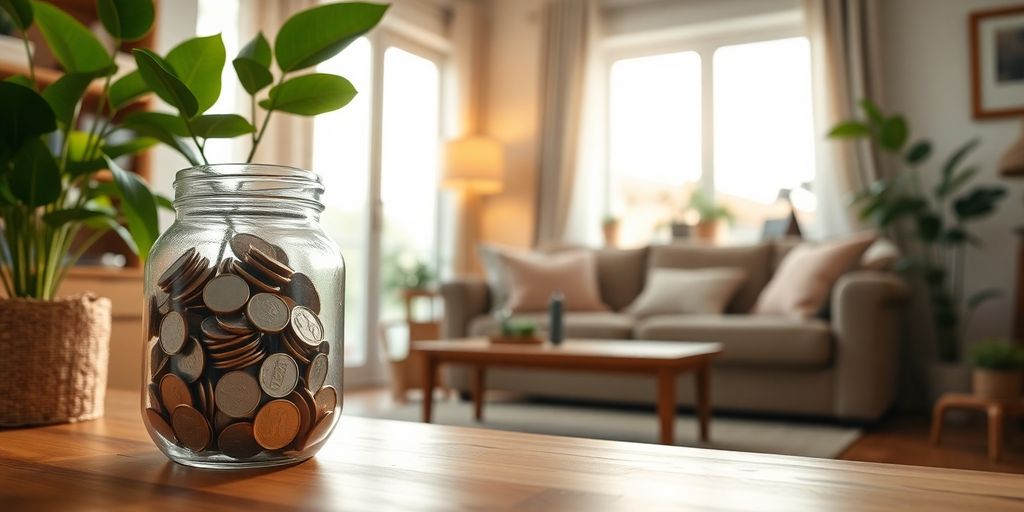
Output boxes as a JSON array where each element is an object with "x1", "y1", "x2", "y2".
[
  {"x1": 499, "y1": 250, "x2": 609, "y2": 313},
  {"x1": 626, "y1": 268, "x2": 747, "y2": 317},
  {"x1": 754, "y1": 232, "x2": 877, "y2": 318}
]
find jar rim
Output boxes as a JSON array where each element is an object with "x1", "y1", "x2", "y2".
[
  {"x1": 173, "y1": 163, "x2": 326, "y2": 214},
  {"x1": 174, "y1": 163, "x2": 324, "y2": 186}
]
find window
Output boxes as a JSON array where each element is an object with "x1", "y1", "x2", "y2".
[{"x1": 606, "y1": 34, "x2": 816, "y2": 245}]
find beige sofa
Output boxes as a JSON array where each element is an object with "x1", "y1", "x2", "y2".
[{"x1": 439, "y1": 241, "x2": 909, "y2": 422}]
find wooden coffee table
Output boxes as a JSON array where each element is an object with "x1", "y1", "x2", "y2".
[{"x1": 415, "y1": 338, "x2": 722, "y2": 445}]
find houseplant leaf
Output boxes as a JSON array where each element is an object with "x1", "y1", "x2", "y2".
[
  {"x1": 941, "y1": 139, "x2": 979, "y2": 183},
  {"x1": 165, "y1": 34, "x2": 225, "y2": 114},
  {"x1": 32, "y1": 1, "x2": 113, "y2": 74},
  {"x1": 935, "y1": 166, "x2": 977, "y2": 199},
  {"x1": 904, "y1": 140, "x2": 931, "y2": 165},
  {"x1": 967, "y1": 289, "x2": 1003, "y2": 312},
  {"x1": 43, "y1": 206, "x2": 115, "y2": 227},
  {"x1": 274, "y1": 2, "x2": 388, "y2": 72},
  {"x1": 953, "y1": 186, "x2": 1006, "y2": 222},
  {"x1": 0, "y1": 0, "x2": 32, "y2": 30},
  {"x1": 828, "y1": 121, "x2": 870, "y2": 138},
  {"x1": 42, "y1": 72, "x2": 95, "y2": 127},
  {"x1": 0, "y1": 81, "x2": 56, "y2": 153},
  {"x1": 109, "y1": 71, "x2": 150, "y2": 109},
  {"x1": 97, "y1": 0, "x2": 154, "y2": 41},
  {"x1": 232, "y1": 57, "x2": 273, "y2": 94},
  {"x1": 132, "y1": 48, "x2": 198, "y2": 118},
  {"x1": 4, "y1": 74, "x2": 34, "y2": 88},
  {"x1": 238, "y1": 31, "x2": 271, "y2": 67},
  {"x1": 66, "y1": 130, "x2": 103, "y2": 163},
  {"x1": 916, "y1": 213, "x2": 942, "y2": 242},
  {"x1": 259, "y1": 73, "x2": 356, "y2": 115},
  {"x1": 105, "y1": 156, "x2": 158, "y2": 258},
  {"x1": 878, "y1": 115, "x2": 908, "y2": 151},
  {"x1": 10, "y1": 138, "x2": 61, "y2": 207},
  {"x1": 103, "y1": 137, "x2": 158, "y2": 158},
  {"x1": 120, "y1": 111, "x2": 199, "y2": 165},
  {"x1": 121, "y1": 111, "x2": 188, "y2": 136},
  {"x1": 192, "y1": 114, "x2": 255, "y2": 138}
]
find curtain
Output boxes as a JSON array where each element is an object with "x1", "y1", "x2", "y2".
[
  {"x1": 804, "y1": 0, "x2": 884, "y2": 237},
  {"x1": 533, "y1": 0, "x2": 596, "y2": 247}
]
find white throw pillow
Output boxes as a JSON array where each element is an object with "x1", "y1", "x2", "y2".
[{"x1": 626, "y1": 268, "x2": 747, "y2": 317}]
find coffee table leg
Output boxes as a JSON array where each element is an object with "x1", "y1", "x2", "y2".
[
  {"x1": 422, "y1": 354, "x2": 437, "y2": 423},
  {"x1": 473, "y1": 365, "x2": 486, "y2": 422},
  {"x1": 657, "y1": 369, "x2": 676, "y2": 445},
  {"x1": 696, "y1": 365, "x2": 710, "y2": 442}
]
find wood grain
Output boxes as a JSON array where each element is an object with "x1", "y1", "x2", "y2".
[{"x1": 4, "y1": 391, "x2": 1024, "y2": 511}]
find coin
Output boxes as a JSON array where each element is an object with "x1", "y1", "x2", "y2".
[
  {"x1": 232, "y1": 259, "x2": 281, "y2": 293},
  {"x1": 289, "y1": 306, "x2": 323, "y2": 346},
  {"x1": 253, "y1": 399, "x2": 301, "y2": 450},
  {"x1": 158, "y1": 247, "x2": 198, "y2": 288},
  {"x1": 170, "y1": 337, "x2": 205, "y2": 383},
  {"x1": 218, "y1": 422, "x2": 263, "y2": 459},
  {"x1": 217, "y1": 313, "x2": 253, "y2": 335},
  {"x1": 214, "y1": 371, "x2": 261, "y2": 418},
  {"x1": 318, "y1": 341, "x2": 330, "y2": 355},
  {"x1": 298, "y1": 411, "x2": 334, "y2": 451},
  {"x1": 172, "y1": 258, "x2": 214, "y2": 303},
  {"x1": 285, "y1": 273, "x2": 320, "y2": 314},
  {"x1": 271, "y1": 244, "x2": 289, "y2": 266},
  {"x1": 258, "y1": 353, "x2": 300, "y2": 398},
  {"x1": 247, "y1": 246, "x2": 294, "y2": 279},
  {"x1": 159, "y1": 373, "x2": 192, "y2": 411},
  {"x1": 230, "y1": 233, "x2": 276, "y2": 260},
  {"x1": 247, "y1": 293, "x2": 290, "y2": 333},
  {"x1": 286, "y1": 391, "x2": 312, "y2": 447},
  {"x1": 306, "y1": 353, "x2": 329, "y2": 393},
  {"x1": 214, "y1": 410, "x2": 236, "y2": 432},
  {"x1": 201, "y1": 316, "x2": 237, "y2": 341},
  {"x1": 159, "y1": 311, "x2": 187, "y2": 355},
  {"x1": 313, "y1": 385, "x2": 338, "y2": 420},
  {"x1": 217, "y1": 256, "x2": 235, "y2": 275},
  {"x1": 155, "y1": 288, "x2": 172, "y2": 315},
  {"x1": 203, "y1": 274, "x2": 250, "y2": 314},
  {"x1": 171, "y1": 404, "x2": 212, "y2": 452},
  {"x1": 147, "y1": 383, "x2": 164, "y2": 415},
  {"x1": 146, "y1": 408, "x2": 177, "y2": 443},
  {"x1": 149, "y1": 337, "x2": 168, "y2": 377}
]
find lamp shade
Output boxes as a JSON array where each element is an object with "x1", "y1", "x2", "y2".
[
  {"x1": 1000, "y1": 120, "x2": 1024, "y2": 178},
  {"x1": 443, "y1": 135, "x2": 505, "y2": 194}
]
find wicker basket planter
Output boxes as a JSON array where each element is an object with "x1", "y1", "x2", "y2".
[{"x1": 0, "y1": 294, "x2": 111, "y2": 426}]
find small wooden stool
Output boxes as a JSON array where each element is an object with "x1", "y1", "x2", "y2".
[{"x1": 930, "y1": 393, "x2": 1024, "y2": 460}]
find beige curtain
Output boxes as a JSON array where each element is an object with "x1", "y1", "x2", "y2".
[
  {"x1": 804, "y1": 0, "x2": 884, "y2": 236},
  {"x1": 534, "y1": 0, "x2": 595, "y2": 247}
]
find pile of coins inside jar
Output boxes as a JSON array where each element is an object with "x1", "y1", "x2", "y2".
[{"x1": 144, "y1": 233, "x2": 338, "y2": 459}]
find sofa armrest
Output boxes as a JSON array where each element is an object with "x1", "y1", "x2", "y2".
[
  {"x1": 440, "y1": 279, "x2": 492, "y2": 339},
  {"x1": 831, "y1": 270, "x2": 909, "y2": 421}
]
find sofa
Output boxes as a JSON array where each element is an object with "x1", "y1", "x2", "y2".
[{"x1": 439, "y1": 240, "x2": 909, "y2": 422}]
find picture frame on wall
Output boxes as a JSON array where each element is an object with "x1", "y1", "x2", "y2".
[{"x1": 970, "y1": 5, "x2": 1024, "y2": 119}]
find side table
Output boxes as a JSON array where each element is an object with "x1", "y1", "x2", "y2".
[{"x1": 930, "y1": 392, "x2": 1024, "y2": 460}]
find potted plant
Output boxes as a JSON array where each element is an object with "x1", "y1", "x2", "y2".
[
  {"x1": 968, "y1": 339, "x2": 1024, "y2": 400},
  {"x1": 601, "y1": 214, "x2": 619, "y2": 247},
  {"x1": 0, "y1": 0, "x2": 386, "y2": 427},
  {"x1": 686, "y1": 189, "x2": 733, "y2": 242}
]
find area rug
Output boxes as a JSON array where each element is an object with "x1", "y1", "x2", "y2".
[{"x1": 352, "y1": 399, "x2": 861, "y2": 459}]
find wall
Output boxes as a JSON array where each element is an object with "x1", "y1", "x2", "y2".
[{"x1": 878, "y1": 0, "x2": 1024, "y2": 347}]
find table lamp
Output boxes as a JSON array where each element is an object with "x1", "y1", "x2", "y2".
[{"x1": 443, "y1": 135, "x2": 505, "y2": 274}]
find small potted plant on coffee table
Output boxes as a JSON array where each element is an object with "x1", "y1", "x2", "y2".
[{"x1": 969, "y1": 339, "x2": 1024, "y2": 401}]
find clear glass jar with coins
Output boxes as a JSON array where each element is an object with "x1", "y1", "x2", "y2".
[{"x1": 142, "y1": 164, "x2": 343, "y2": 469}]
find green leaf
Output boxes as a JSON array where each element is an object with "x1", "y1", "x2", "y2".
[
  {"x1": 232, "y1": 57, "x2": 273, "y2": 95},
  {"x1": 10, "y1": 138, "x2": 60, "y2": 206},
  {"x1": 941, "y1": 227, "x2": 967, "y2": 245},
  {"x1": 120, "y1": 111, "x2": 188, "y2": 136},
  {"x1": 42, "y1": 72, "x2": 94, "y2": 127},
  {"x1": 0, "y1": 0, "x2": 32, "y2": 30},
  {"x1": 97, "y1": 0, "x2": 154, "y2": 41},
  {"x1": 85, "y1": 213, "x2": 137, "y2": 254},
  {"x1": 877, "y1": 197, "x2": 926, "y2": 227},
  {"x1": 4, "y1": 74, "x2": 34, "y2": 88},
  {"x1": 953, "y1": 186, "x2": 1007, "y2": 221},
  {"x1": 66, "y1": 130, "x2": 103, "y2": 163},
  {"x1": 941, "y1": 139, "x2": 980, "y2": 183},
  {"x1": 0, "y1": 81, "x2": 55, "y2": 154},
  {"x1": 238, "y1": 32, "x2": 271, "y2": 68},
  {"x1": 109, "y1": 71, "x2": 149, "y2": 109},
  {"x1": 120, "y1": 110, "x2": 199, "y2": 165},
  {"x1": 155, "y1": 193, "x2": 174, "y2": 211},
  {"x1": 916, "y1": 213, "x2": 942, "y2": 242},
  {"x1": 828, "y1": 121, "x2": 870, "y2": 138},
  {"x1": 192, "y1": 114, "x2": 255, "y2": 138},
  {"x1": 102, "y1": 137, "x2": 157, "y2": 158},
  {"x1": 259, "y1": 73, "x2": 357, "y2": 115},
  {"x1": 32, "y1": 1, "x2": 113, "y2": 73},
  {"x1": 165, "y1": 34, "x2": 225, "y2": 114},
  {"x1": 904, "y1": 140, "x2": 932, "y2": 165},
  {"x1": 132, "y1": 48, "x2": 198, "y2": 118},
  {"x1": 936, "y1": 166, "x2": 978, "y2": 199},
  {"x1": 106, "y1": 156, "x2": 158, "y2": 259},
  {"x1": 274, "y1": 2, "x2": 388, "y2": 72},
  {"x1": 859, "y1": 98, "x2": 884, "y2": 125},
  {"x1": 879, "y1": 115, "x2": 908, "y2": 151},
  {"x1": 43, "y1": 206, "x2": 114, "y2": 227},
  {"x1": 967, "y1": 289, "x2": 1003, "y2": 312}
]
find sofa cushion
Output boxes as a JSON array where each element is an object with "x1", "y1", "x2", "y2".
[
  {"x1": 634, "y1": 315, "x2": 832, "y2": 368},
  {"x1": 626, "y1": 267, "x2": 746, "y2": 317},
  {"x1": 468, "y1": 312, "x2": 634, "y2": 340},
  {"x1": 648, "y1": 243, "x2": 772, "y2": 314},
  {"x1": 594, "y1": 247, "x2": 648, "y2": 311},
  {"x1": 500, "y1": 250, "x2": 608, "y2": 312}
]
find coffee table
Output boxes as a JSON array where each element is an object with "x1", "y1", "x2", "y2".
[{"x1": 415, "y1": 338, "x2": 722, "y2": 445}]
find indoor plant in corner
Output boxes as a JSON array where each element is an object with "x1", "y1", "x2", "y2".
[
  {"x1": 686, "y1": 189, "x2": 733, "y2": 242},
  {"x1": 0, "y1": 0, "x2": 388, "y2": 469}
]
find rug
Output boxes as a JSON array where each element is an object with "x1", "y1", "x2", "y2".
[{"x1": 352, "y1": 399, "x2": 861, "y2": 459}]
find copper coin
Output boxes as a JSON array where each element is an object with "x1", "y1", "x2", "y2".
[
  {"x1": 146, "y1": 408, "x2": 177, "y2": 443},
  {"x1": 247, "y1": 293, "x2": 290, "y2": 333},
  {"x1": 195, "y1": 378, "x2": 208, "y2": 416},
  {"x1": 158, "y1": 248, "x2": 198, "y2": 288},
  {"x1": 159, "y1": 311, "x2": 187, "y2": 355},
  {"x1": 172, "y1": 258, "x2": 214, "y2": 303},
  {"x1": 217, "y1": 313, "x2": 254, "y2": 335},
  {"x1": 314, "y1": 385, "x2": 338, "y2": 420},
  {"x1": 203, "y1": 274, "x2": 250, "y2": 314},
  {"x1": 230, "y1": 233, "x2": 276, "y2": 260},
  {"x1": 207, "y1": 334, "x2": 262, "y2": 359},
  {"x1": 155, "y1": 288, "x2": 171, "y2": 315},
  {"x1": 201, "y1": 315, "x2": 237, "y2": 341},
  {"x1": 318, "y1": 341, "x2": 330, "y2": 355},
  {"x1": 271, "y1": 244, "x2": 289, "y2": 265},
  {"x1": 147, "y1": 383, "x2": 164, "y2": 415},
  {"x1": 213, "y1": 349, "x2": 265, "y2": 370},
  {"x1": 159, "y1": 373, "x2": 193, "y2": 410},
  {"x1": 305, "y1": 353, "x2": 329, "y2": 393},
  {"x1": 149, "y1": 338, "x2": 168, "y2": 377},
  {"x1": 289, "y1": 306, "x2": 323, "y2": 346},
  {"x1": 202, "y1": 377, "x2": 217, "y2": 419},
  {"x1": 298, "y1": 411, "x2": 334, "y2": 451},
  {"x1": 217, "y1": 256, "x2": 235, "y2": 275},
  {"x1": 253, "y1": 399, "x2": 301, "y2": 450},
  {"x1": 286, "y1": 391, "x2": 312, "y2": 446},
  {"x1": 281, "y1": 333, "x2": 312, "y2": 365},
  {"x1": 218, "y1": 422, "x2": 263, "y2": 459},
  {"x1": 215, "y1": 371, "x2": 261, "y2": 418},
  {"x1": 259, "y1": 353, "x2": 299, "y2": 398},
  {"x1": 170, "y1": 337, "x2": 205, "y2": 383},
  {"x1": 247, "y1": 246, "x2": 294, "y2": 278},
  {"x1": 285, "y1": 273, "x2": 320, "y2": 314},
  {"x1": 171, "y1": 404, "x2": 212, "y2": 452},
  {"x1": 244, "y1": 254, "x2": 292, "y2": 287},
  {"x1": 232, "y1": 260, "x2": 281, "y2": 293},
  {"x1": 214, "y1": 409, "x2": 236, "y2": 432}
]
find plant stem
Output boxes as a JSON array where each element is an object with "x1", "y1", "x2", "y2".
[
  {"x1": 20, "y1": 31, "x2": 35, "y2": 86},
  {"x1": 246, "y1": 73, "x2": 287, "y2": 163},
  {"x1": 183, "y1": 117, "x2": 209, "y2": 166}
]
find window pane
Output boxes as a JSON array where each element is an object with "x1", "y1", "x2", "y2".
[
  {"x1": 314, "y1": 37, "x2": 372, "y2": 367},
  {"x1": 713, "y1": 37, "x2": 816, "y2": 241},
  {"x1": 608, "y1": 52, "x2": 701, "y2": 247}
]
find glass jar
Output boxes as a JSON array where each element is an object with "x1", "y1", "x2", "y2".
[{"x1": 141, "y1": 164, "x2": 344, "y2": 469}]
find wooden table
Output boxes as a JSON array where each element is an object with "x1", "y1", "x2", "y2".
[
  {"x1": 931, "y1": 393, "x2": 1024, "y2": 460},
  {"x1": 4, "y1": 390, "x2": 1024, "y2": 511},
  {"x1": 415, "y1": 338, "x2": 722, "y2": 445}
]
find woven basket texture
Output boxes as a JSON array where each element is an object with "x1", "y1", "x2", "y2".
[{"x1": 0, "y1": 294, "x2": 111, "y2": 426}]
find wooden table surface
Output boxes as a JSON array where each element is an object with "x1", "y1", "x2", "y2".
[{"x1": 3, "y1": 390, "x2": 1024, "y2": 511}]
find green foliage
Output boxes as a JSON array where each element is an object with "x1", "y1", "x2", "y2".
[
  {"x1": 164, "y1": 34, "x2": 225, "y2": 114},
  {"x1": 274, "y1": 2, "x2": 389, "y2": 72},
  {"x1": 687, "y1": 189, "x2": 734, "y2": 223},
  {"x1": 96, "y1": 0, "x2": 153, "y2": 41},
  {"x1": 133, "y1": 48, "x2": 198, "y2": 118},
  {"x1": 968, "y1": 339, "x2": 1024, "y2": 370},
  {"x1": 31, "y1": 1, "x2": 112, "y2": 74},
  {"x1": 0, "y1": 0, "x2": 32, "y2": 29},
  {"x1": 260, "y1": 74, "x2": 357, "y2": 115}
]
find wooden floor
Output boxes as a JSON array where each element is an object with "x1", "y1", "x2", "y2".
[{"x1": 345, "y1": 386, "x2": 1024, "y2": 475}]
